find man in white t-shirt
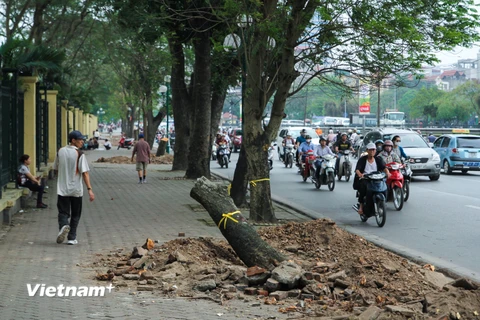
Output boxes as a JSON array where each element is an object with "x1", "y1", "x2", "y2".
[{"x1": 54, "y1": 130, "x2": 95, "y2": 245}]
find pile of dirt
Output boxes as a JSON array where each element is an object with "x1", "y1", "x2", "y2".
[
  {"x1": 89, "y1": 219, "x2": 480, "y2": 319},
  {"x1": 95, "y1": 154, "x2": 173, "y2": 164}
]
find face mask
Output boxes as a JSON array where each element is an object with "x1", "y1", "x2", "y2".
[
  {"x1": 306, "y1": 140, "x2": 311, "y2": 143},
  {"x1": 393, "y1": 141, "x2": 398, "y2": 145}
]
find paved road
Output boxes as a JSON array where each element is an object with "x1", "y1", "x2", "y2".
[{"x1": 213, "y1": 151, "x2": 480, "y2": 282}]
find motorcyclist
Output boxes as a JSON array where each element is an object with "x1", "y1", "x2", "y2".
[
  {"x1": 327, "y1": 129, "x2": 336, "y2": 146},
  {"x1": 313, "y1": 137, "x2": 334, "y2": 178},
  {"x1": 334, "y1": 132, "x2": 354, "y2": 173},
  {"x1": 354, "y1": 143, "x2": 390, "y2": 214},
  {"x1": 295, "y1": 129, "x2": 308, "y2": 165},
  {"x1": 298, "y1": 135, "x2": 315, "y2": 165},
  {"x1": 350, "y1": 129, "x2": 358, "y2": 144},
  {"x1": 378, "y1": 140, "x2": 401, "y2": 164},
  {"x1": 216, "y1": 134, "x2": 231, "y2": 161},
  {"x1": 374, "y1": 139, "x2": 384, "y2": 156},
  {"x1": 282, "y1": 133, "x2": 296, "y2": 162},
  {"x1": 391, "y1": 135, "x2": 407, "y2": 160}
]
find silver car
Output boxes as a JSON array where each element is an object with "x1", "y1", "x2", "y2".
[{"x1": 360, "y1": 128, "x2": 441, "y2": 181}]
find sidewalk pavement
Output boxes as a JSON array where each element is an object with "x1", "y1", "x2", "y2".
[{"x1": 0, "y1": 148, "x2": 311, "y2": 319}]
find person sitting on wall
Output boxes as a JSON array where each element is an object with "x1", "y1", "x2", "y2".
[{"x1": 18, "y1": 154, "x2": 48, "y2": 209}]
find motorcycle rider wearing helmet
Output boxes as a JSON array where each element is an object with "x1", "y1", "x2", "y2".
[
  {"x1": 298, "y1": 135, "x2": 315, "y2": 164},
  {"x1": 313, "y1": 137, "x2": 334, "y2": 177},
  {"x1": 295, "y1": 129, "x2": 308, "y2": 165},
  {"x1": 374, "y1": 139, "x2": 384, "y2": 156},
  {"x1": 391, "y1": 135, "x2": 407, "y2": 160},
  {"x1": 327, "y1": 129, "x2": 336, "y2": 146},
  {"x1": 354, "y1": 143, "x2": 390, "y2": 215},
  {"x1": 215, "y1": 134, "x2": 231, "y2": 161},
  {"x1": 378, "y1": 140, "x2": 401, "y2": 164},
  {"x1": 334, "y1": 132, "x2": 354, "y2": 173},
  {"x1": 282, "y1": 133, "x2": 296, "y2": 162}
]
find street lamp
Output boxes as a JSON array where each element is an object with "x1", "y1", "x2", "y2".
[
  {"x1": 159, "y1": 75, "x2": 171, "y2": 153},
  {"x1": 97, "y1": 107, "x2": 105, "y2": 131}
]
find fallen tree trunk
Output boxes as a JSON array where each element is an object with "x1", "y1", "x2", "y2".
[{"x1": 190, "y1": 177, "x2": 286, "y2": 269}]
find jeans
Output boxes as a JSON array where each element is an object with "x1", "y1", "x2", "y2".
[
  {"x1": 57, "y1": 195, "x2": 83, "y2": 241},
  {"x1": 314, "y1": 159, "x2": 323, "y2": 177},
  {"x1": 21, "y1": 180, "x2": 44, "y2": 204}
]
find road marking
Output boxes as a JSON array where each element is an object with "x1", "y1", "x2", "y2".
[{"x1": 466, "y1": 205, "x2": 480, "y2": 210}]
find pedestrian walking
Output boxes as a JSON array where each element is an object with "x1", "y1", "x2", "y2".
[
  {"x1": 131, "y1": 133, "x2": 151, "y2": 184},
  {"x1": 54, "y1": 130, "x2": 95, "y2": 245}
]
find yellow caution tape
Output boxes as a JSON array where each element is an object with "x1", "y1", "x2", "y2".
[
  {"x1": 218, "y1": 211, "x2": 241, "y2": 229},
  {"x1": 249, "y1": 178, "x2": 270, "y2": 187}
]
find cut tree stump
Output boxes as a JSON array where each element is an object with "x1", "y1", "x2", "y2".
[{"x1": 190, "y1": 177, "x2": 285, "y2": 269}]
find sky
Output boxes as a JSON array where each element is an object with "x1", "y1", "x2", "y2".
[{"x1": 435, "y1": 43, "x2": 480, "y2": 66}]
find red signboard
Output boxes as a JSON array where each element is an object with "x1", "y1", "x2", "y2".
[{"x1": 359, "y1": 102, "x2": 370, "y2": 114}]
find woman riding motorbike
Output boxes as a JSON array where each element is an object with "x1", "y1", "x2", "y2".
[
  {"x1": 313, "y1": 137, "x2": 334, "y2": 177},
  {"x1": 354, "y1": 143, "x2": 390, "y2": 215}
]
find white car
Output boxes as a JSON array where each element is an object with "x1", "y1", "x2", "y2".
[{"x1": 276, "y1": 127, "x2": 320, "y2": 159}]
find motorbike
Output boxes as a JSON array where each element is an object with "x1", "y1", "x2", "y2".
[
  {"x1": 117, "y1": 137, "x2": 134, "y2": 150},
  {"x1": 352, "y1": 171, "x2": 388, "y2": 227},
  {"x1": 284, "y1": 144, "x2": 295, "y2": 168},
  {"x1": 386, "y1": 162, "x2": 405, "y2": 211},
  {"x1": 211, "y1": 144, "x2": 217, "y2": 161},
  {"x1": 301, "y1": 150, "x2": 316, "y2": 182},
  {"x1": 312, "y1": 154, "x2": 336, "y2": 191},
  {"x1": 337, "y1": 150, "x2": 352, "y2": 181},
  {"x1": 400, "y1": 159, "x2": 412, "y2": 202},
  {"x1": 217, "y1": 144, "x2": 230, "y2": 168},
  {"x1": 268, "y1": 144, "x2": 275, "y2": 171}
]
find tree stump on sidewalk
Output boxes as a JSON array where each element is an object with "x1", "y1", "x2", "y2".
[
  {"x1": 190, "y1": 177, "x2": 285, "y2": 269},
  {"x1": 156, "y1": 138, "x2": 168, "y2": 156}
]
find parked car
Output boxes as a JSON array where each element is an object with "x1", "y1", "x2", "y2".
[
  {"x1": 229, "y1": 128, "x2": 242, "y2": 152},
  {"x1": 359, "y1": 128, "x2": 441, "y2": 181},
  {"x1": 276, "y1": 127, "x2": 319, "y2": 159},
  {"x1": 432, "y1": 134, "x2": 480, "y2": 174}
]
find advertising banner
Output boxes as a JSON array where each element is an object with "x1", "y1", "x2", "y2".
[{"x1": 359, "y1": 83, "x2": 370, "y2": 114}]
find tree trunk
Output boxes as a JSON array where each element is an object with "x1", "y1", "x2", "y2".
[
  {"x1": 230, "y1": 147, "x2": 248, "y2": 207},
  {"x1": 169, "y1": 36, "x2": 191, "y2": 170},
  {"x1": 190, "y1": 177, "x2": 285, "y2": 269},
  {"x1": 185, "y1": 32, "x2": 212, "y2": 179}
]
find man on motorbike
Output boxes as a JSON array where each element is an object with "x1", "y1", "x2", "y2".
[
  {"x1": 298, "y1": 135, "x2": 315, "y2": 165},
  {"x1": 282, "y1": 133, "x2": 296, "y2": 162},
  {"x1": 354, "y1": 143, "x2": 390, "y2": 215},
  {"x1": 392, "y1": 135, "x2": 407, "y2": 160},
  {"x1": 334, "y1": 132, "x2": 354, "y2": 173},
  {"x1": 295, "y1": 129, "x2": 308, "y2": 165},
  {"x1": 378, "y1": 140, "x2": 401, "y2": 164},
  {"x1": 313, "y1": 137, "x2": 334, "y2": 177}
]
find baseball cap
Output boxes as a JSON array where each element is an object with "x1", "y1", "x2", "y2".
[
  {"x1": 138, "y1": 133, "x2": 144, "y2": 139},
  {"x1": 366, "y1": 142, "x2": 376, "y2": 150},
  {"x1": 68, "y1": 130, "x2": 84, "y2": 141}
]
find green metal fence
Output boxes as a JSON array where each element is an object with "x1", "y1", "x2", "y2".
[
  {"x1": 0, "y1": 70, "x2": 24, "y2": 198},
  {"x1": 35, "y1": 85, "x2": 49, "y2": 172}
]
